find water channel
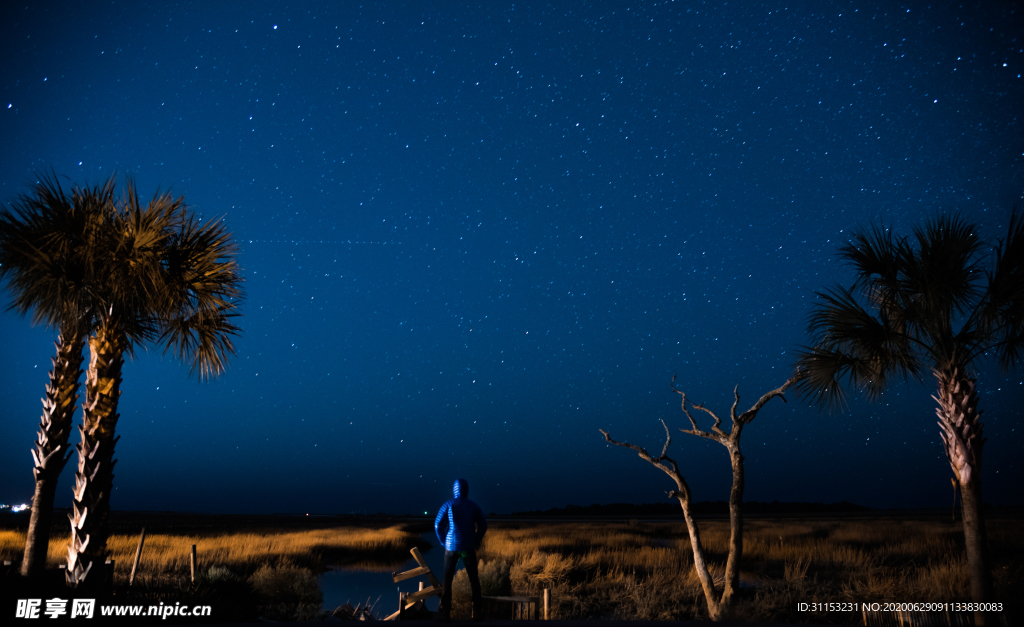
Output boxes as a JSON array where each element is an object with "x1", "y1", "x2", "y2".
[{"x1": 318, "y1": 533, "x2": 445, "y2": 616}]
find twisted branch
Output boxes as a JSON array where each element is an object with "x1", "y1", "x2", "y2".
[
  {"x1": 600, "y1": 420, "x2": 690, "y2": 501},
  {"x1": 671, "y1": 374, "x2": 726, "y2": 441},
  {"x1": 736, "y1": 373, "x2": 802, "y2": 425}
]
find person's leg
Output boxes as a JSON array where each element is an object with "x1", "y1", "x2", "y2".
[
  {"x1": 437, "y1": 550, "x2": 458, "y2": 620},
  {"x1": 463, "y1": 550, "x2": 483, "y2": 620}
]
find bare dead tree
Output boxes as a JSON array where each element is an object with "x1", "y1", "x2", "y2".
[{"x1": 600, "y1": 373, "x2": 801, "y2": 621}]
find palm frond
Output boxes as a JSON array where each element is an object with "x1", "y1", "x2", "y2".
[
  {"x1": 841, "y1": 223, "x2": 906, "y2": 300},
  {"x1": 837, "y1": 222, "x2": 924, "y2": 346},
  {"x1": 798, "y1": 285, "x2": 922, "y2": 410},
  {"x1": 792, "y1": 347, "x2": 854, "y2": 411},
  {"x1": 162, "y1": 213, "x2": 244, "y2": 306},
  {"x1": 906, "y1": 213, "x2": 984, "y2": 323},
  {"x1": 155, "y1": 209, "x2": 245, "y2": 381},
  {"x1": 159, "y1": 303, "x2": 242, "y2": 380},
  {"x1": 980, "y1": 209, "x2": 1024, "y2": 369},
  {"x1": 0, "y1": 172, "x2": 115, "y2": 332},
  {"x1": 812, "y1": 286, "x2": 920, "y2": 372},
  {"x1": 91, "y1": 180, "x2": 180, "y2": 329}
]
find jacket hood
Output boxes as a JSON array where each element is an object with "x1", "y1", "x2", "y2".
[{"x1": 453, "y1": 478, "x2": 468, "y2": 499}]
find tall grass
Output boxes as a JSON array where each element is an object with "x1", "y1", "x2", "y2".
[
  {"x1": 0, "y1": 524, "x2": 420, "y2": 584},
  {"x1": 474, "y1": 518, "x2": 1021, "y2": 623},
  {"x1": 4, "y1": 517, "x2": 1019, "y2": 623}
]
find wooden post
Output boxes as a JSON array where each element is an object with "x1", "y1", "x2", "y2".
[
  {"x1": 543, "y1": 588, "x2": 550, "y2": 620},
  {"x1": 129, "y1": 527, "x2": 146, "y2": 586},
  {"x1": 190, "y1": 544, "x2": 197, "y2": 585},
  {"x1": 105, "y1": 559, "x2": 114, "y2": 590}
]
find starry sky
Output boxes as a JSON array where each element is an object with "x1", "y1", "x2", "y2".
[{"x1": 1, "y1": 1, "x2": 1022, "y2": 517}]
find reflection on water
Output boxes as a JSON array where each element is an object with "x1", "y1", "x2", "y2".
[{"x1": 319, "y1": 533, "x2": 448, "y2": 616}]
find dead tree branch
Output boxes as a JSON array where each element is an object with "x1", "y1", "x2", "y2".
[
  {"x1": 736, "y1": 376, "x2": 800, "y2": 424},
  {"x1": 600, "y1": 420, "x2": 691, "y2": 502}
]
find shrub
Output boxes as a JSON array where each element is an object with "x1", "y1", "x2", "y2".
[
  {"x1": 248, "y1": 562, "x2": 322, "y2": 620},
  {"x1": 451, "y1": 559, "x2": 512, "y2": 619},
  {"x1": 179, "y1": 566, "x2": 260, "y2": 621}
]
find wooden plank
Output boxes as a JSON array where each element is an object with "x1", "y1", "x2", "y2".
[
  {"x1": 426, "y1": 572, "x2": 443, "y2": 590},
  {"x1": 391, "y1": 565, "x2": 431, "y2": 583},
  {"x1": 482, "y1": 596, "x2": 539, "y2": 603},
  {"x1": 410, "y1": 547, "x2": 429, "y2": 568},
  {"x1": 403, "y1": 586, "x2": 440, "y2": 604},
  {"x1": 382, "y1": 608, "x2": 401, "y2": 621},
  {"x1": 407, "y1": 547, "x2": 443, "y2": 589}
]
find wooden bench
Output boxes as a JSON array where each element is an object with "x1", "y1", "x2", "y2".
[{"x1": 482, "y1": 595, "x2": 542, "y2": 620}]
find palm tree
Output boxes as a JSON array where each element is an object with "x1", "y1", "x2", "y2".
[
  {"x1": 795, "y1": 212, "x2": 1023, "y2": 620},
  {"x1": 65, "y1": 180, "x2": 243, "y2": 589},
  {"x1": 0, "y1": 174, "x2": 116, "y2": 578}
]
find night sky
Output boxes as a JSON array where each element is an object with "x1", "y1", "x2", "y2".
[{"x1": 1, "y1": 1, "x2": 1022, "y2": 517}]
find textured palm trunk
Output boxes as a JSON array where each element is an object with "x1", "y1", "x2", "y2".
[
  {"x1": 21, "y1": 332, "x2": 84, "y2": 578},
  {"x1": 66, "y1": 326, "x2": 123, "y2": 590},
  {"x1": 935, "y1": 367, "x2": 994, "y2": 624}
]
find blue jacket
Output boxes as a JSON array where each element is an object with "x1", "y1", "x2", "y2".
[{"x1": 435, "y1": 478, "x2": 487, "y2": 551}]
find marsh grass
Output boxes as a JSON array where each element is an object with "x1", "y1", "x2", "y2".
[
  {"x1": 0, "y1": 524, "x2": 420, "y2": 585},
  {"x1": 3, "y1": 517, "x2": 1020, "y2": 623},
  {"x1": 475, "y1": 517, "x2": 1022, "y2": 623},
  {"x1": 2, "y1": 524, "x2": 422, "y2": 622}
]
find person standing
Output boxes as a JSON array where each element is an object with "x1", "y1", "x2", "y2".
[{"x1": 434, "y1": 478, "x2": 487, "y2": 621}]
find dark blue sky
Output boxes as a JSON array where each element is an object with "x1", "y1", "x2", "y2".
[{"x1": 1, "y1": 1, "x2": 1021, "y2": 516}]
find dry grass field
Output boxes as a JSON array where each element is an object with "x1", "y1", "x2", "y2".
[
  {"x1": 2, "y1": 514, "x2": 1021, "y2": 623},
  {"x1": 1, "y1": 520, "x2": 424, "y2": 621},
  {"x1": 0, "y1": 523, "x2": 420, "y2": 583},
  {"x1": 469, "y1": 516, "x2": 1022, "y2": 623}
]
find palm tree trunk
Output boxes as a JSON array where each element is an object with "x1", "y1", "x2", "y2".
[
  {"x1": 66, "y1": 325, "x2": 123, "y2": 590},
  {"x1": 960, "y1": 478, "x2": 994, "y2": 620},
  {"x1": 21, "y1": 331, "x2": 84, "y2": 578},
  {"x1": 935, "y1": 367, "x2": 994, "y2": 623}
]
